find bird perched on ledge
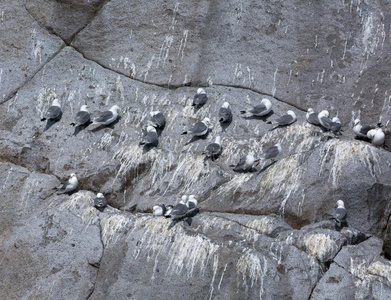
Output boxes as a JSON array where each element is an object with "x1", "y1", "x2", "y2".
[
  {"x1": 54, "y1": 173, "x2": 78, "y2": 195},
  {"x1": 93, "y1": 105, "x2": 121, "y2": 126},
  {"x1": 41, "y1": 98, "x2": 62, "y2": 121},
  {"x1": 192, "y1": 88, "x2": 208, "y2": 108},
  {"x1": 240, "y1": 98, "x2": 272, "y2": 117}
]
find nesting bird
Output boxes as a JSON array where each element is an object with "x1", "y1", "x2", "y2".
[
  {"x1": 181, "y1": 117, "x2": 212, "y2": 137},
  {"x1": 93, "y1": 105, "x2": 121, "y2": 126},
  {"x1": 263, "y1": 143, "x2": 282, "y2": 163},
  {"x1": 94, "y1": 192, "x2": 107, "y2": 212},
  {"x1": 192, "y1": 88, "x2": 208, "y2": 108},
  {"x1": 139, "y1": 126, "x2": 158, "y2": 147},
  {"x1": 71, "y1": 105, "x2": 91, "y2": 127},
  {"x1": 240, "y1": 98, "x2": 272, "y2": 117},
  {"x1": 367, "y1": 128, "x2": 385, "y2": 146},
  {"x1": 219, "y1": 102, "x2": 232, "y2": 123},
  {"x1": 306, "y1": 108, "x2": 320, "y2": 125},
  {"x1": 152, "y1": 204, "x2": 167, "y2": 216},
  {"x1": 41, "y1": 98, "x2": 62, "y2": 121},
  {"x1": 203, "y1": 136, "x2": 222, "y2": 161},
  {"x1": 230, "y1": 153, "x2": 257, "y2": 172},
  {"x1": 353, "y1": 119, "x2": 381, "y2": 138},
  {"x1": 148, "y1": 111, "x2": 166, "y2": 130},
  {"x1": 317, "y1": 110, "x2": 333, "y2": 131},
  {"x1": 330, "y1": 117, "x2": 342, "y2": 134},
  {"x1": 268, "y1": 110, "x2": 297, "y2": 131},
  {"x1": 330, "y1": 200, "x2": 347, "y2": 229},
  {"x1": 55, "y1": 173, "x2": 78, "y2": 195}
]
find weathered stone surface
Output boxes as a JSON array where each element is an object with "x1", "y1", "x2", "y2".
[
  {"x1": 25, "y1": 0, "x2": 107, "y2": 44},
  {"x1": 73, "y1": 0, "x2": 391, "y2": 129},
  {"x1": 2, "y1": 0, "x2": 391, "y2": 299},
  {"x1": 0, "y1": 162, "x2": 102, "y2": 299},
  {"x1": 0, "y1": 0, "x2": 64, "y2": 103},
  {"x1": 312, "y1": 238, "x2": 391, "y2": 300}
]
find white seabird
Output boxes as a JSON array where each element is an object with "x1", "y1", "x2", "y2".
[
  {"x1": 330, "y1": 117, "x2": 342, "y2": 134},
  {"x1": 306, "y1": 108, "x2": 320, "y2": 125},
  {"x1": 164, "y1": 205, "x2": 174, "y2": 218},
  {"x1": 268, "y1": 110, "x2": 297, "y2": 131},
  {"x1": 317, "y1": 110, "x2": 333, "y2": 130},
  {"x1": 152, "y1": 204, "x2": 167, "y2": 216},
  {"x1": 263, "y1": 143, "x2": 282, "y2": 162},
  {"x1": 204, "y1": 136, "x2": 222, "y2": 161},
  {"x1": 181, "y1": 117, "x2": 212, "y2": 137},
  {"x1": 41, "y1": 98, "x2": 62, "y2": 121},
  {"x1": 240, "y1": 98, "x2": 272, "y2": 117},
  {"x1": 330, "y1": 200, "x2": 347, "y2": 228},
  {"x1": 94, "y1": 192, "x2": 107, "y2": 212},
  {"x1": 55, "y1": 173, "x2": 78, "y2": 194},
  {"x1": 192, "y1": 88, "x2": 208, "y2": 108},
  {"x1": 219, "y1": 102, "x2": 232, "y2": 123},
  {"x1": 139, "y1": 126, "x2": 158, "y2": 147},
  {"x1": 367, "y1": 128, "x2": 385, "y2": 146},
  {"x1": 353, "y1": 119, "x2": 381, "y2": 138},
  {"x1": 230, "y1": 152, "x2": 257, "y2": 172},
  {"x1": 148, "y1": 111, "x2": 166, "y2": 129},
  {"x1": 71, "y1": 105, "x2": 91, "y2": 127},
  {"x1": 93, "y1": 105, "x2": 121, "y2": 125}
]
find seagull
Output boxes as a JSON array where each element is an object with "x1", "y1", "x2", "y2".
[
  {"x1": 240, "y1": 99, "x2": 272, "y2": 117},
  {"x1": 93, "y1": 105, "x2": 121, "y2": 126},
  {"x1": 185, "y1": 195, "x2": 200, "y2": 220},
  {"x1": 330, "y1": 117, "x2": 342, "y2": 134},
  {"x1": 166, "y1": 196, "x2": 189, "y2": 228},
  {"x1": 367, "y1": 128, "x2": 385, "y2": 146},
  {"x1": 139, "y1": 126, "x2": 158, "y2": 146},
  {"x1": 330, "y1": 200, "x2": 347, "y2": 229},
  {"x1": 219, "y1": 102, "x2": 232, "y2": 123},
  {"x1": 71, "y1": 105, "x2": 91, "y2": 127},
  {"x1": 318, "y1": 110, "x2": 333, "y2": 130},
  {"x1": 94, "y1": 192, "x2": 107, "y2": 212},
  {"x1": 181, "y1": 117, "x2": 212, "y2": 137},
  {"x1": 353, "y1": 119, "x2": 381, "y2": 138},
  {"x1": 268, "y1": 110, "x2": 297, "y2": 131},
  {"x1": 152, "y1": 204, "x2": 167, "y2": 216},
  {"x1": 192, "y1": 88, "x2": 208, "y2": 108},
  {"x1": 164, "y1": 205, "x2": 174, "y2": 218},
  {"x1": 203, "y1": 136, "x2": 222, "y2": 161},
  {"x1": 306, "y1": 108, "x2": 321, "y2": 125},
  {"x1": 263, "y1": 143, "x2": 282, "y2": 162},
  {"x1": 230, "y1": 153, "x2": 258, "y2": 172},
  {"x1": 148, "y1": 111, "x2": 166, "y2": 130},
  {"x1": 41, "y1": 99, "x2": 62, "y2": 121},
  {"x1": 54, "y1": 173, "x2": 78, "y2": 194}
]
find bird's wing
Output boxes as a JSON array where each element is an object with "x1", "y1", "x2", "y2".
[
  {"x1": 170, "y1": 204, "x2": 188, "y2": 217},
  {"x1": 75, "y1": 111, "x2": 91, "y2": 125},
  {"x1": 94, "y1": 111, "x2": 113, "y2": 123},
  {"x1": 264, "y1": 146, "x2": 279, "y2": 160},
  {"x1": 307, "y1": 113, "x2": 320, "y2": 125},
  {"x1": 190, "y1": 122, "x2": 207, "y2": 134},
  {"x1": 251, "y1": 104, "x2": 267, "y2": 114},
  {"x1": 320, "y1": 116, "x2": 333, "y2": 129},
  {"x1": 335, "y1": 208, "x2": 347, "y2": 222},
  {"x1": 46, "y1": 106, "x2": 62, "y2": 119},
  {"x1": 193, "y1": 94, "x2": 207, "y2": 106},
  {"x1": 277, "y1": 115, "x2": 294, "y2": 126}
]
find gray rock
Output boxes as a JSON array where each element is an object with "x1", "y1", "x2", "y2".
[{"x1": 2, "y1": 0, "x2": 391, "y2": 298}]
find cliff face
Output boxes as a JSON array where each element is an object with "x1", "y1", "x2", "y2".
[{"x1": 1, "y1": 1, "x2": 391, "y2": 299}]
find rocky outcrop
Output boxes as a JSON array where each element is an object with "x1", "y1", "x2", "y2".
[{"x1": 1, "y1": 0, "x2": 391, "y2": 299}]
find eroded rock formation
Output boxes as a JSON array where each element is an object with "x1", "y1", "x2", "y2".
[{"x1": 1, "y1": 0, "x2": 391, "y2": 299}]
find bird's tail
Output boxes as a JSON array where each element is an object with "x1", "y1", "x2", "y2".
[
  {"x1": 240, "y1": 110, "x2": 247, "y2": 114},
  {"x1": 41, "y1": 117, "x2": 47, "y2": 122},
  {"x1": 181, "y1": 131, "x2": 188, "y2": 135},
  {"x1": 268, "y1": 126, "x2": 278, "y2": 131}
]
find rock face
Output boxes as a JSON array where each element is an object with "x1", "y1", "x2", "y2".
[{"x1": 1, "y1": 0, "x2": 391, "y2": 299}]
